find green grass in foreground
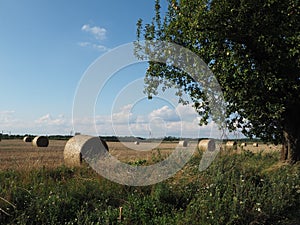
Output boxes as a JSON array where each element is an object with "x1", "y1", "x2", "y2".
[{"x1": 0, "y1": 151, "x2": 299, "y2": 225}]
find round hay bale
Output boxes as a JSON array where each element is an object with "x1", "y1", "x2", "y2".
[
  {"x1": 198, "y1": 139, "x2": 215, "y2": 151},
  {"x1": 253, "y1": 142, "x2": 259, "y2": 147},
  {"x1": 134, "y1": 141, "x2": 140, "y2": 145},
  {"x1": 225, "y1": 141, "x2": 237, "y2": 150},
  {"x1": 23, "y1": 136, "x2": 33, "y2": 143},
  {"x1": 179, "y1": 140, "x2": 188, "y2": 147},
  {"x1": 32, "y1": 136, "x2": 49, "y2": 147},
  {"x1": 241, "y1": 142, "x2": 247, "y2": 147},
  {"x1": 64, "y1": 135, "x2": 109, "y2": 167}
]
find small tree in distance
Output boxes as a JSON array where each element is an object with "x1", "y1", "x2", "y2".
[{"x1": 137, "y1": 0, "x2": 300, "y2": 163}]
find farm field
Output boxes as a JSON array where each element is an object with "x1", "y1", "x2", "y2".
[
  {"x1": 0, "y1": 139, "x2": 182, "y2": 170},
  {"x1": 1, "y1": 138, "x2": 299, "y2": 225},
  {"x1": 0, "y1": 139, "x2": 281, "y2": 170}
]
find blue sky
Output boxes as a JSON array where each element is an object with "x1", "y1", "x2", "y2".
[{"x1": 0, "y1": 0, "x2": 232, "y2": 139}]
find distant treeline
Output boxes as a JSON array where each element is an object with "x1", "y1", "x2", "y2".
[
  {"x1": 100, "y1": 136, "x2": 181, "y2": 142},
  {"x1": 0, "y1": 134, "x2": 182, "y2": 142},
  {"x1": 0, "y1": 134, "x2": 73, "y2": 140}
]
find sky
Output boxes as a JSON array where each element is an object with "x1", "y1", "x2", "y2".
[{"x1": 0, "y1": 0, "x2": 237, "y2": 139}]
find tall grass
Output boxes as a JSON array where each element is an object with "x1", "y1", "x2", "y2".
[{"x1": 0, "y1": 151, "x2": 299, "y2": 224}]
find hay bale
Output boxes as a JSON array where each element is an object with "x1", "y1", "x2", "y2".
[
  {"x1": 225, "y1": 141, "x2": 237, "y2": 150},
  {"x1": 32, "y1": 136, "x2": 49, "y2": 147},
  {"x1": 64, "y1": 135, "x2": 109, "y2": 167},
  {"x1": 134, "y1": 141, "x2": 140, "y2": 145},
  {"x1": 179, "y1": 140, "x2": 188, "y2": 147},
  {"x1": 23, "y1": 136, "x2": 33, "y2": 143},
  {"x1": 253, "y1": 142, "x2": 259, "y2": 147},
  {"x1": 198, "y1": 139, "x2": 215, "y2": 151},
  {"x1": 241, "y1": 142, "x2": 247, "y2": 147}
]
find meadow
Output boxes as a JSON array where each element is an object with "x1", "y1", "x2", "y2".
[{"x1": 0, "y1": 139, "x2": 299, "y2": 224}]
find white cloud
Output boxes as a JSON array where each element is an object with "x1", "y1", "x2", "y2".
[
  {"x1": 0, "y1": 110, "x2": 15, "y2": 123},
  {"x1": 0, "y1": 111, "x2": 72, "y2": 135},
  {"x1": 78, "y1": 42, "x2": 91, "y2": 47},
  {"x1": 92, "y1": 44, "x2": 109, "y2": 51},
  {"x1": 0, "y1": 105, "x2": 223, "y2": 137},
  {"x1": 35, "y1": 114, "x2": 66, "y2": 126},
  {"x1": 81, "y1": 24, "x2": 107, "y2": 40},
  {"x1": 79, "y1": 24, "x2": 109, "y2": 51},
  {"x1": 78, "y1": 42, "x2": 109, "y2": 52},
  {"x1": 111, "y1": 104, "x2": 133, "y2": 123},
  {"x1": 32, "y1": 114, "x2": 72, "y2": 135},
  {"x1": 176, "y1": 104, "x2": 198, "y2": 119},
  {"x1": 72, "y1": 104, "x2": 236, "y2": 139},
  {"x1": 149, "y1": 105, "x2": 179, "y2": 122}
]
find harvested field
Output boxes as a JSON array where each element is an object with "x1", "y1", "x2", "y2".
[
  {"x1": 0, "y1": 139, "x2": 179, "y2": 170},
  {"x1": 0, "y1": 139, "x2": 281, "y2": 171},
  {"x1": 0, "y1": 139, "x2": 66, "y2": 170}
]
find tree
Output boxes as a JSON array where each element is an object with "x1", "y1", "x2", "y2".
[{"x1": 137, "y1": 0, "x2": 300, "y2": 163}]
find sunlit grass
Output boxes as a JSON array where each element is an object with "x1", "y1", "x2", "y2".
[{"x1": 0, "y1": 150, "x2": 299, "y2": 224}]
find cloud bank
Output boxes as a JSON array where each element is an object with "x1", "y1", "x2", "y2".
[
  {"x1": 81, "y1": 24, "x2": 107, "y2": 40},
  {"x1": 1, "y1": 103, "x2": 231, "y2": 139},
  {"x1": 79, "y1": 24, "x2": 109, "y2": 51}
]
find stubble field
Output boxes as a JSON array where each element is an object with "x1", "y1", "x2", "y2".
[{"x1": 0, "y1": 139, "x2": 281, "y2": 171}]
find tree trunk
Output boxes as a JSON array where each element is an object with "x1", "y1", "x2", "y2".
[{"x1": 280, "y1": 106, "x2": 300, "y2": 163}]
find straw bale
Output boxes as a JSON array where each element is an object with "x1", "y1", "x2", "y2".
[
  {"x1": 64, "y1": 135, "x2": 109, "y2": 167},
  {"x1": 178, "y1": 140, "x2": 188, "y2": 147},
  {"x1": 225, "y1": 141, "x2": 237, "y2": 150},
  {"x1": 32, "y1": 136, "x2": 49, "y2": 147},
  {"x1": 23, "y1": 136, "x2": 33, "y2": 143},
  {"x1": 198, "y1": 139, "x2": 215, "y2": 151}
]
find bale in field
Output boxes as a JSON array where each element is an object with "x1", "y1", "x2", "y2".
[
  {"x1": 241, "y1": 142, "x2": 247, "y2": 147},
  {"x1": 134, "y1": 141, "x2": 140, "y2": 145},
  {"x1": 32, "y1": 136, "x2": 49, "y2": 147},
  {"x1": 198, "y1": 139, "x2": 216, "y2": 151},
  {"x1": 64, "y1": 135, "x2": 109, "y2": 167},
  {"x1": 253, "y1": 142, "x2": 259, "y2": 147},
  {"x1": 23, "y1": 136, "x2": 33, "y2": 143},
  {"x1": 225, "y1": 141, "x2": 237, "y2": 150},
  {"x1": 178, "y1": 140, "x2": 188, "y2": 147}
]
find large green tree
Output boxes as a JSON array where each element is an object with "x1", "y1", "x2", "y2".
[{"x1": 137, "y1": 0, "x2": 300, "y2": 163}]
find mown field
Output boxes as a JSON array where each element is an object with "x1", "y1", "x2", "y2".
[
  {"x1": 0, "y1": 139, "x2": 179, "y2": 170},
  {"x1": 0, "y1": 139, "x2": 282, "y2": 170},
  {"x1": 0, "y1": 139, "x2": 299, "y2": 224}
]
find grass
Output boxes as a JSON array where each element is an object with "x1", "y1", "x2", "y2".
[{"x1": 0, "y1": 149, "x2": 299, "y2": 225}]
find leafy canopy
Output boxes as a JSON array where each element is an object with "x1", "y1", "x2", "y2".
[{"x1": 137, "y1": 0, "x2": 300, "y2": 143}]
